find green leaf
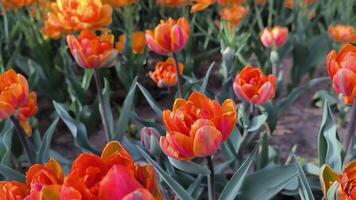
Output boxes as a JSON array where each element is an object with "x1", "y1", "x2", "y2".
[
  {"x1": 137, "y1": 146, "x2": 194, "y2": 200},
  {"x1": 318, "y1": 100, "x2": 343, "y2": 172},
  {"x1": 53, "y1": 101, "x2": 99, "y2": 154},
  {"x1": 103, "y1": 78, "x2": 114, "y2": 137},
  {"x1": 239, "y1": 165, "x2": 298, "y2": 200},
  {"x1": 37, "y1": 118, "x2": 59, "y2": 164},
  {"x1": 0, "y1": 120, "x2": 13, "y2": 165},
  {"x1": 137, "y1": 83, "x2": 162, "y2": 117},
  {"x1": 219, "y1": 145, "x2": 259, "y2": 200},
  {"x1": 199, "y1": 62, "x2": 215, "y2": 93},
  {"x1": 0, "y1": 164, "x2": 25, "y2": 182},
  {"x1": 256, "y1": 132, "x2": 269, "y2": 170},
  {"x1": 114, "y1": 78, "x2": 137, "y2": 140},
  {"x1": 168, "y1": 158, "x2": 210, "y2": 175},
  {"x1": 81, "y1": 70, "x2": 93, "y2": 90},
  {"x1": 248, "y1": 113, "x2": 268, "y2": 132},
  {"x1": 295, "y1": 156, "x2": 315, "y2": 200}
]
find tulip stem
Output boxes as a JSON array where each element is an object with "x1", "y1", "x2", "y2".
[
  {"x1": 344, "y1": 101, "x2": 356, "y2": 160},
  {"x1": 172, "y1": 53, "x2": 184, "y2": 98},
  {"x1": 207, "y1": 156, "x2": 215, "y2": 200},
  {"x1": 93, "y1": 69, "x2": 111, "y2": 142},
  {"x1": 10, "y1": 116, "x2": 35, "y2": 165}
]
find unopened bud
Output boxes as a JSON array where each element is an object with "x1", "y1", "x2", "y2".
[{"x1": 140, "y1": 127, "x2": 161, "y2": 156}]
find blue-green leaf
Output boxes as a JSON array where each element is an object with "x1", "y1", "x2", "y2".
[
  {"x1": 137, "y1": 83, "x2": 162, "y2": 117},
  {"x1": 199, "y1": 62, "x2": 215, "y2": 93},
  {"x1": 168, "y1": 158, "x2": 210, "y2": 175},
  {"x1": 0, "y1": 164, "x2": 25, "y2": 182},
  {"x1": 37, "y1": 118, "x2": 59, "y2": 164}
]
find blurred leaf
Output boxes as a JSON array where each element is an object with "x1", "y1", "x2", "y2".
[
  {"x1": 37, "y1": 118, "x2": 59, "y2": 164},
  {"x1": 168, "y1": 158, "x2": 210, "y2": 175},
  {"x1": 137, "y1": 146, "x2": 194, "y2": 200},
  {"x1": 318, "y1": 100, "x2": 343, "y2": 172},
  {"x1": 248, "y1": 113, "x2": 268, "y2": 132},
  {"x1": 81, "y1": 70, "x2": 93, "y2": 90},
  {"x1": 0, "y1": 164, "x2": 25, "y2": 182},
  {"x1": 130, "y1": 112, "x2": 165, "y2": 134},
  {"x1": 0, "y1": 120, "x2": 13, "y2": 165},
  {"x1": 295, "y1": 156, "x2": 315, "y2": 200},
  {"x1": 114, "y1": 77, "x2": 137, "y2": 141},
  {"x1": 256, "y1": 132, "x2": 269, "y2": 170},
  {"x1": 313, "y1": 90, "x2": 337, "y2": 108},
  {"x1": 219, "y1": 145, "x2": 259, "y2": 200},
  {"x1": 103, "y1": 78, "x2": 114, "y2": 137},
  {"x1": 261, "y1": 102, "x2": 278, "y2": 132},
  {"x1": 199, "y1": 62, "x2": 215, "y2": 94},
  {"x1": 137, "y1": 83, "x2": 162, "y2": 117},
  {"x1": 53, "y1": 101, "x2": 99, "y2": 154}
]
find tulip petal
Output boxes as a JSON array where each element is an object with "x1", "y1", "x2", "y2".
[
  {"x1": 122, "y1": 188, "x2": 155, "y2": 200},
  {"x1": 255, "y1": 82, "x2": 274, "y2": 105},
  {"x1": 61, "y1": 186, "x2": 82, "y2": 200},
  {"x1": 166, "y1": 132, "x2": 194, "y2": 158},
  {"x1": 160, "y1": 136, "x2": 187, "y2": 160},
  {"x1": 333, "y1": 68, "x2": 356, "y2": 96},
  {"x1": 193, "y1": 125, "x2": 222, "y2": 157}
]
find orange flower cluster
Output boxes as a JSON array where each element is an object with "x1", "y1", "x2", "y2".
[
  {"x1": 41, "y1": 0, "x2": 113, "y2": 39},
  {"x1": 233, "y1": 66, "x2": 276, "y2": 105},
  {"x1": 146, "y1": 17, "x2": 190, "y2": 55},
  {"x1": 150, "y1": 58, "x2": 184, "y2": 88},
  {"x1": 67, "y1": 30, "x2": 118, "y2": 69},
  {"x1": 2, "y1": 0, "x2": 35, "y2": 10},
  {"x1": 0, "y1": 69, "x2": 37, "y2": 136},
  {"x1": 328, "y1": 25, "x2": 356, "y2": 44},
  {"x1": 327, "y1": 44, "x2": 356, "y2": 105},
  {"x1": 260, "y1": 26, "x2": 289, "y2": 49},
  {"x1": 102, "y1": 0, "x2": 135, "y2": 7},
  {"x1": 284, "y1": 0, "x2": 315, "y2": 9},
  {"x1": 160, "y1": 92, "x2": 237, "y2": 160},
  {"x1": 157, "y1": 0, "x2": 215, "y2": 12},
  {"x1": 0, "y1": 142, "x2": 163, "y2": 200},
  {"x1": 320, "y1": 161, "x2": 356, "y2": 200},
  {"x1": 219, "y1": 5, "x2": 249, "y2": 29},
  {"x1": 116, "y1": 32, "x2": 147, "y2": 54}
]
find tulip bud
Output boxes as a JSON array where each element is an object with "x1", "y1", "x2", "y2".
[
  {"x1": 270, "y1": 50, "x2": 279, "y2": 65},
  {"x1": 140, "y1": 127, "x2": 161, "y2": 156}
]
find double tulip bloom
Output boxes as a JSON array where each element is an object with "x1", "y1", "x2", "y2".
[
  {"x1": 145, "y1": 17, "x2": 190, "y2": 55},
  {"x1": 116, "y1": 32, "x2": 147, "y2": 55},
  {"x1": 150, "y1": 58, "x2": 184, "y2": 88},
  {"x1": 41, "y1": 0, "x2": 112, "y2": 39},
  {"x1": 320, "y1": 161, "x2": 356, "y2": 200},
  {"x1": 260, "y1": 26, "x2": 289, "y2": 49},
  {"x1": 328, "y1": 25, "x2": 356, "y2": 44},
  {"x1": 327, "y1": 44, "x2": 356, "y2": 105},
  {"x1": 0, "y1": 69, "x2": 38, "y2": 136},
  {"x1": 67, "y1": 30, "x2": 118, "y2": 69},
  {"x1": 233, "y1": 66, "x2": 277, "y2": 105},
  {"x1": 160, "y1": 92, "x2": 237, "y2": 160},
  {"x1": 0, "y1": 141, "x2": 163, "y2": 199}
]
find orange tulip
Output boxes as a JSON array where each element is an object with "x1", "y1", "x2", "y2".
[
  {"x1": 67, "y1": 30, "x2": 118, "y2": 69},
  {"x1": 260, "y1": 26, "x2": 289, "y2": 49},
  {"x1": 102, "y1": 0, "x2": 135, "y2": 7},
  {"x1": 328, "y1": 25, "x2": 356, "y2": 44},
  {"x1": 157, "y1": 0, "x2": 188, "y2": 7},
  {"x1": 116, "y1": 32, "x2": 147, "y2": 54},
  {"x1": 160, "y1": 92, "x2": 237, "y2": 160},
  {"x1": 326, "y1": 44, "x2": 356, "y2": 105},
  {"x1": 320, "y1": 161, "x2": 356, "y2": 200},
  {"x1": 285, "y1": 0, "x2": 314, "y2": 9},
  {"x1": 41, "y1": 0, "x2": 112, "y2": 39},
  {"x1": 0, "y1": 69, "x2": 37, "y2": 136},
  {"x1": 219, "y1": 5, "x2": 249, "y2": 29},
  {"x1": 63, "y1": 141, "x2": 163, "y2": 200},
  {"x1": 0, "y1": 181, "x2": 28, "y2": 200},
  {"x1": 233, "y1": 66, "x2": 277, "y2": 105},
  {"x1": 191, "y1": 0, "x2": 215, "y2": 12},
  {"x1": 217, "y1": 0, "x2": 245, "y2": 6},
  {"x1": 2, "y1": 0, "x2": 35, "y2": 10},
  {"x1": 145, "y1": 17, "x2": 190, "y2": 55},
  {"x1": 150, "y1": 58, "x2": 184, "y2": 88}
]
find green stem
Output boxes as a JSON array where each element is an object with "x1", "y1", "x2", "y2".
[
  {"x1": 344, "y1": 101, "x2": 356, "y2": 161},
  {"x1": 207, "y1": 156, "x2": 215, "y2": 200},
  {"x1": 10, "y1": 117, "x2": 35, "y2": 164},
  {"x1": 172, "y1": 53, "x2": 184, "y2": 98},
  {"x1": 93, "y1": 69, "x2": 111, "y2": 142}
]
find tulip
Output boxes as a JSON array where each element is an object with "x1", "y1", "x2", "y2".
[
  {"x1": 160, "y1": 92, "x2": 237, "y2": 160},
  {"x1": 219, "y1": 5, "x2": 249, "y2": 29},
  {"x1": 328, "y1": 25, "x2": 356, "y2": 44},
  {"x1": 140, "y1": 127, "x2": 162, "y2": 156},
  {"x1": 116, "y1": 32, "x2": 147, "y2": 54},
  {"x1": 260, "y1": 26, "x2": 289, "y2": 49},
  {"x1": 67, "y1": 30, "x2": 118, "y2": 69},
  {"x1": 41, "y1": 0, "x2": 112, "y2": 39},
  {"x1": 63, "y1": 141, "x2": 164, "y2": 199},
  {"x1": 191, "y1": 0, "x2": 215, "y2": 12},
  {"x1": 2, "y1": 0, "x2": 35, "y2": 10},
  {"x1": 233, "y1": 66, "x2": 277, "y2": 105},
  {"x1": 145, "y1": 17, "x2": 190, "y2": 55},
  {"x1": 326, "y1": 44, "x2": 356, "y2": 105},
  {"x1": 0, "y1": 181, "x2": 28, "y2": 200},
  {"x1": 149, "y1": 58, "x2": 184, "y2": 88},
  {"x1": 102, "y1": 0, "x2": 135, "y2": 7},
  {"x1": 320, "y1": 161, "x2": 356, "y2": 200}
]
